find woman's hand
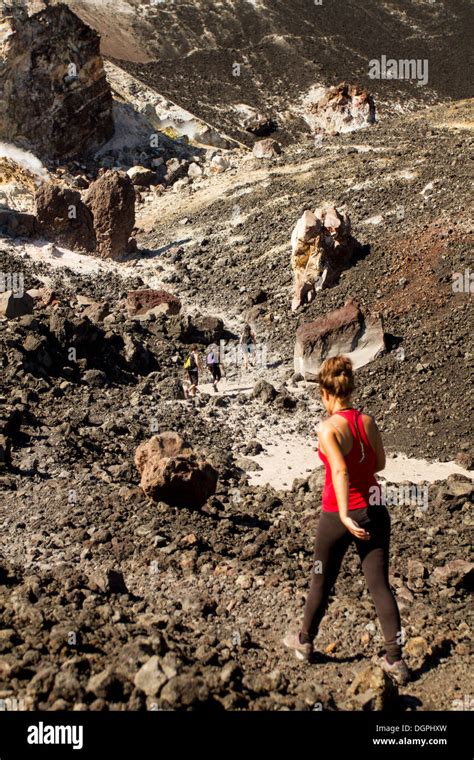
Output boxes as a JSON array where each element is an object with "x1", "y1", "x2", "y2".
[{"x1": 341, "y1": 516, "x2": 370, "y2": 541}]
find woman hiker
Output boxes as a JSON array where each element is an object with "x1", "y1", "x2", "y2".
[
  {"x1": 183, "y1": 345, "x2": 203, "y2": 399},
  {"x1": 206, "y1": 344, "x2": 226, "y2": 393},
  {"x1": 239, "y1": 323, "x2": 257, "y2": 370},
  {"x1": 283, "y1": 355, "x2": 410, "y2": 685}
]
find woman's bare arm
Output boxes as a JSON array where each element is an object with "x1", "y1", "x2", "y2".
[{"x1": 364, "y1": 415, "x2": 386, "y2": 472}]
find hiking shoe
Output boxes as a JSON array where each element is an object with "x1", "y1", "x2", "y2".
[
  {"x1": 380, "y1": 655, "x2": 410, "y2": 685},
  {"x1": 283, "y1": 631, "x2": 313, "y2": 662}
]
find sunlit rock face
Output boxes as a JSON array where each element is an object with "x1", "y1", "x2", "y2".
[
  {"x1": 290, "y1": 205, "x2": 359, "y2": 311},
  {"x1": 302, "y1": 83, "x2": 376, "y2": 135},
  {"x1": 0, "y1": 2, "x2": 114, "y2": 160}
]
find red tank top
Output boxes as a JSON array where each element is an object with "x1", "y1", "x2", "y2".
[{"x1": 318, "y1": 409, "x2": 380, "y2": 512}]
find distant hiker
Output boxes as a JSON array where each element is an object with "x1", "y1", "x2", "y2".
[
  {"x1": 283, "y1": 355, "x2": 410, "y2": 685},
  {"x1": 239, "y1": 323, "x2": 257, "y2": 370},
  {"x1": 183, "y1": 345, "x2": 202, "y2": 398},
  {"x1": 206, "y1": 344, "x2": 225, "y2": 393}
]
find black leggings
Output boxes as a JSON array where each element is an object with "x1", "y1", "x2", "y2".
[
  {"x1": 209, "y1": 364, "x2": 221, "y2": 381},
  {"x1": 301, "y1": 504, "x2": 402, "y2": 660}
]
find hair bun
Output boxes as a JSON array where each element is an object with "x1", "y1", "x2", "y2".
[{"x1": 318, "y1": 355, "x2": 355, "y2": 399}]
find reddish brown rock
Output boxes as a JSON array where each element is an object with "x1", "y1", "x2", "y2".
[
  {"x1": 84, "y1": 170, "x2": 135, "y2": 260},
  {"x1": 135, "y1": 432, "x2": 218, "y2": 509},
  {"x1": 252, "y1": 138, "x2": 282, "y2": 159},
  {"x1": 127, "y1": 290, "x2": 182, "y2": 317},
  {"x1": 431, "y1": 560, "x2": 474, "y2": 589},
  {"x1": 26, "y1": 287, "x2": 57, "y2": 307},
  {"x1": 294, "y1": 299, "x2": 385, "y2": 379},
  {"x1": 35, "y1": 183, "x2": 96, "y2": 251}
]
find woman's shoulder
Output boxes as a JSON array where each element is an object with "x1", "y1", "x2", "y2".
[
  {"x1": 359, "y1": 410, "x2": 377, "y2": 426},
  {"x1": 317, "y1": 417, "x2": 344, "y2": 436}
]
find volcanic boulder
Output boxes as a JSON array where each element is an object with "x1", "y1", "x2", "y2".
[
  {"x1": 135, "y1": 432, "x2": 218, "y2": 509},
  {"x1": 127, "y1": 290, "x2": 182, "y2": 318},
  {"x1": 35, "y1": 183, "x2": 96, "y2": 251},
  {"x1": 0, "y1": 290, "x2": 34, "y2": 319},
  {"x1": 26, "y1": 287, "x2": 57, "y2": 308},
  {"x1": 188, "y1": 316, "x2": 224, "y2": 344},
  {"x1": 81, "y1": 300, "x2": 110, "y2": 324},
  {"x1": 345, "y1": 665, "x2": 397, "y2": 710},
  {"x1": 303, "y1": 82, "x2": 376, "y2": 135},
  {"x1": 252, "y1": 380, "x2": 277, "y2": 404},
  {"x1": 431, "y1": 560, "x2": 474, "y2": 590},
  {"x1": 83, "y1": 170, "x2": 136, "y2": 260},
  {"x1": 0, "y1": 209, "x2": 37, "y2": 238},
  {"x1": 122, "y1": 334, "x2": 157, "y2": 374},
  {"x1": 164, "y1": 158, "x2": 189, "y2": 185},
  {"x1": 294, "y1": 299, "x2": 385, "y2": 380},
  {"x1": 252, "y1": 139, "x2": 282, "y2": 159},
  {"x1": 167, "y1": 315, "x2": 224, "y2": 344},
  {"x1": 126, "y1": 166, "x2": 158, "y2": 187},
  {"x1": 210, "y1": 155, "x2": 230, "y2": 173},
  {"x1": 0, "y1": 3, "x2": 114, "y2": 160},
  {"x1": 291, "y1": 205, "x2": 358, "y2": 310}
]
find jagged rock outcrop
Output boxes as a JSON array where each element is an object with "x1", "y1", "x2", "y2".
[
  {"x1": 0, "y1": 2, "x2": 114, "y2": 159},
  {"x1": 135, "y1": 432, "x2": 219, "y2": 509},
  {"x1": 32, "y1": 169, "x2": 136, "y2": 257},
  {"x1": 303, "y1": 82, "x2": 376, "y2": 135},
  {"x1": 294, "y1": 299, "x2": 385, "y2": 380},
  {"x1": 83, "y1": 169, "x2": 136, "y2": 260},
  {"x1": 35, "y1": 183, "x2": 96, "y2": 251},
  {"x1": 291, "y1": 205, "x2": 359, "y2": 311}
]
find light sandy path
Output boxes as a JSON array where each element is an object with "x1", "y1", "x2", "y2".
[{"x1": 247, "y1": 436, "x2": 473, "y2": 491}]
